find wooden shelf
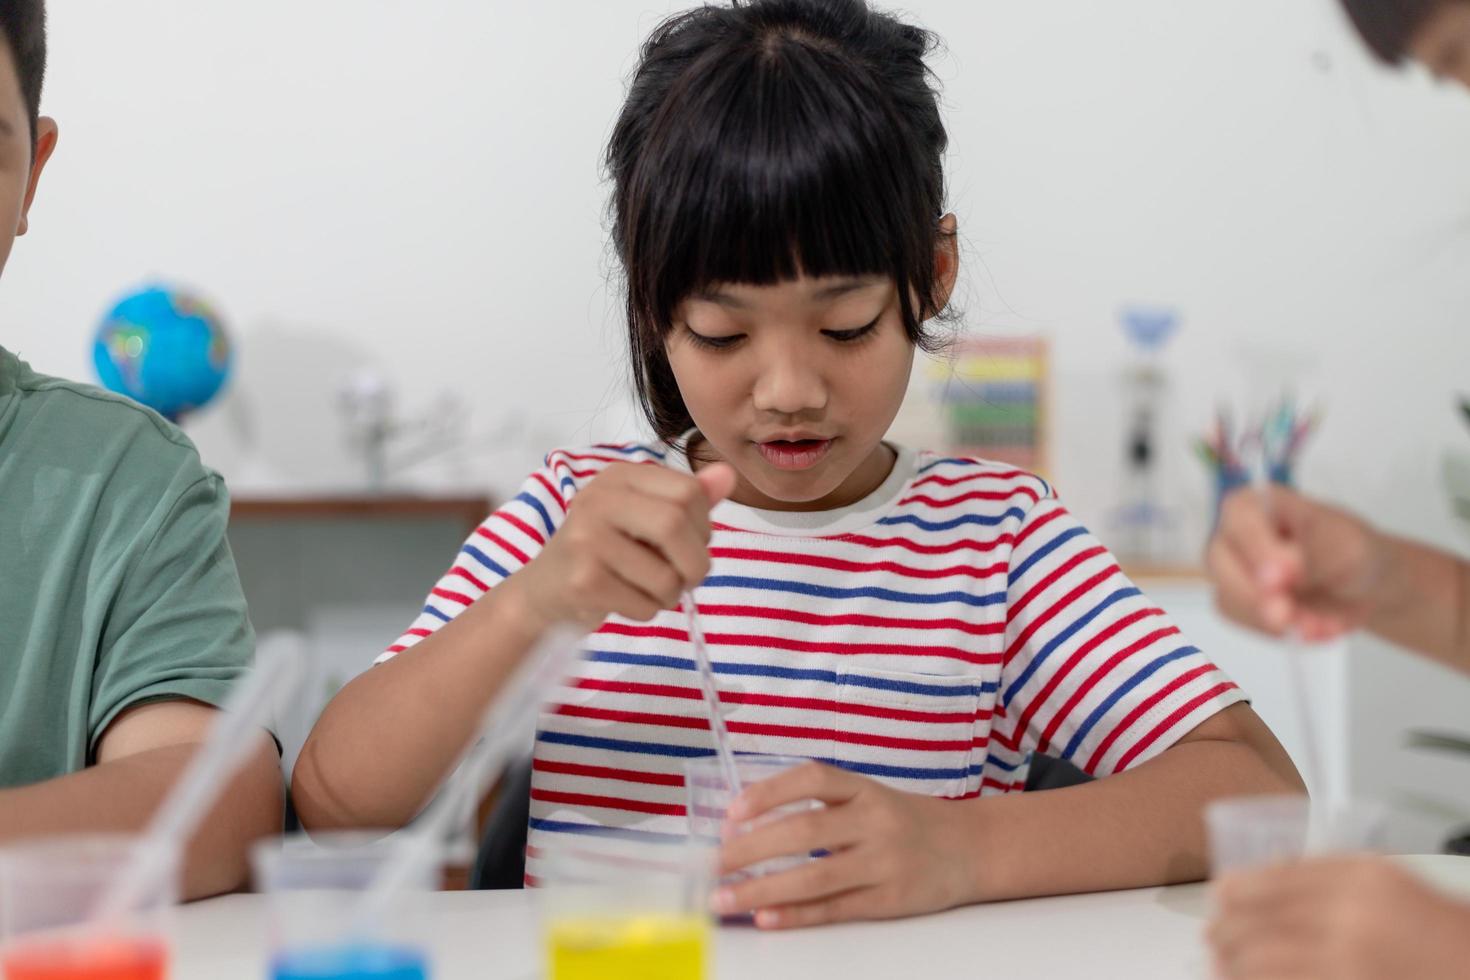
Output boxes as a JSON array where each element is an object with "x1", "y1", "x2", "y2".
[
  {"x1": 1121, "y1": 562, "x2": 1206, "y2": 583},
  {"x1": 230, "y1": 494, "x2": 492, "y2": 534}
]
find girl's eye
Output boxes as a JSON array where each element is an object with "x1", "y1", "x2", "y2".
[
  {"x1": 822, "y1": 317, "x2": 880, "y2": 343},
  {"x1": 686, "y1": 328, "x2": 745, "y2": 351}
]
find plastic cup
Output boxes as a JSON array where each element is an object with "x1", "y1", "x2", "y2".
[
  {"x1": 1205, "y1": 795, "x2": 1389, "y2": 876},
  {"x1": 0, "y1": 835, "x2": 177, "y2": 980},
  {"x1": 1206, "y1": 795, "x2": 1311, "y2": 875},
  {"x1": 250, "y1": 832, "x2": 436, "y2": 980},
  {"x1": 537, "y1": 836, "x2": 713, "y2": 980},
  {"x1": 684, "y1": 754, "x2": 823, "y2": 885}
]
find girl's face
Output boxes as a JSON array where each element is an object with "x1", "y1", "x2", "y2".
[{"x1": 666, "y1": 218, "x2": 958, "y2": 512}]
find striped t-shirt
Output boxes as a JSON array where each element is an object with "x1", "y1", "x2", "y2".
[{"x1": 384, "y1": 441, "x2": 1245, "y2": 883}]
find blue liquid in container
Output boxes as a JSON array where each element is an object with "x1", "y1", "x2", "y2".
[{"x1": 271, "y1": 944, "x2": 428, "y2": 980}]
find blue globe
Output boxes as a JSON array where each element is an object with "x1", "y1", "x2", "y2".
[{"x1": 93, "y1": 285, "x2": 232, "y2": 422}]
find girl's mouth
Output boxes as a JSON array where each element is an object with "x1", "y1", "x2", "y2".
[{"x1": 757, "y1": 438, "x2": 833, "y2": 471}]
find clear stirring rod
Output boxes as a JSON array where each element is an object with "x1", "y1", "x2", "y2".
[
  {"x1": 353, "y1": 626, "x2": 587, "y2": 932},
  {"x1": 92, "y1": 643, "x2": 303, "y2": 925},
  {"x1": 684, "y1": 589, "x2": 742, "y2": 795},
  {"x1": 1252, "y1": 450, "x2": 1327, "y2": 844}
]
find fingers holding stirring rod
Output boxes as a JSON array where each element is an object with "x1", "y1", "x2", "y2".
[{"x1": 1206, "y1": 485, "x2": 1386, "y2": 644}]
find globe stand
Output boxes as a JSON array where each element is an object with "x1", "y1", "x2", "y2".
[{"x1": 338, "y1": 371, "x2": 466, "y2": 493}]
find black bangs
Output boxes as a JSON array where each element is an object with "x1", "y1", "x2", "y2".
[
  {"x1": 1339, "y1": 0, "x2": 1439, "y2": 64},
  {"x1": 608, "y1": 0, "x2": 951, "y2": 442},
  {"x1": 628, "y1": 35, "x2": 935, "y2": 326}
]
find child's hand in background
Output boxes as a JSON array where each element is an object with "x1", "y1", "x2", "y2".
[
  {"x1": 515, "y1": 461, "x2": 736, "y2": 630},
  {"x1": 1206, "y1": 485, "x2": 1384, "y2": 643},
  {"x1": 1208, "y1": 856, "x2": 1470, "y2": 980},
  {"x1": 711, "y1": 762, "x2": 976, "y2": 929}
]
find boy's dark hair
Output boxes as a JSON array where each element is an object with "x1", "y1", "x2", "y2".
[
  {"x1": 0, "y1": 0, "x2": 44, "y2": 149},
  {"x1": 607, "y1": 0, "x2": 952, "y2": 443},
  {"x1": 1340, "y1": 0, "x2": 1441, "y2": 64}
]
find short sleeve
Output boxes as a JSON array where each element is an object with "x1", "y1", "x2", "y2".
[
  {"x1": 90, "y1": 473, "x2": 255, "y2": 748},
  {"x1": 995, "y1": 496, "x2": 1245, "y2": 779},
  {"x1": 379, "y1": 463, "x2": 571, "y2": 661}
]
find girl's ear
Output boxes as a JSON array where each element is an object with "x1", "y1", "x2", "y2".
[{"x1": 931, "y1": 213, "x2": 959, "y2": 313}]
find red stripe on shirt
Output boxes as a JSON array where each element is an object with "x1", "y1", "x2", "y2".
[
  {"x1": 571, "y1": 677, "x2": 986, "y2": 725},
  {"x1": 1111, "y1": 681, "x2": 1239, "y2": 773},
  {"x1": 448, "y1": 565, "x2": 490, "y2": 593},
  {"x1": 710, "y1": 546, "x2": 1007, "y2": 581},
  {"x1": 1033, "y1": 622, "x2": 1179, "y2": 755},
  {"x1": 896, "y1": 487, "x2": 1041, "y2": 509},
  {"x1": 596, "y1": 622, "x2": 998, "y2": 665},
  {"x1": 474, "y1": 526, "x2": 531, "y2": 565},
  {"x1": 550, "y1": 703, "x2": 975, "y2": 752},
  {"x1": 1013, "y1": 505, "x2": 1066, "y2": 549},
  {"x1": 1082, "y1": 665, "x2": 1219, "y2": 774},
  {"x1": 1008, "y1": 606, "x2": 1165, "y2": 744},
  {"x1": 533, "y1": 757, "x2": 685, "y2": 787},
  {"x1": 431, "y1": 586, "x2": 474, "y2": 607},
  {"x1": 530, "y1": 472, "x2": 568, "y2": 513},
  {"x1": 1004, "y1": 562, "x2": 1121, "y2": 666},
  {"x1": 547, "y1": 450, "x2": 627, "y2": 467},
  {"x1": 692, "y1": 603, "x2": 1004, "y2": 637},
  {"x1": 981, "y1": 776, "x2": 1027, "y2": 793},
  {"x1": 911, "y1": 469, "x2": 1034, "y2": 489},
  {"x1": 1005, "y1": 545, "x2": 1110, "y2": 627},
  {"x1": 495, "y1": 510, "x2": 546, "y2": 547},
  {"x1": 823, "y1": 532, "x2": 1016, "y2": 556},
  {"x1": 531, "y1": 787, "x2": 685, "y2": 817}
]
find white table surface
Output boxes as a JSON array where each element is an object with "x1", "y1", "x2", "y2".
[{"x1": 175, "y1": 855, "x2": 1470, "y2": 980}]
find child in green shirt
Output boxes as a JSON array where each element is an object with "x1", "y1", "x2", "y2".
[{"x1": 0, "y1": 2, "x2": 280, "y2": 899}]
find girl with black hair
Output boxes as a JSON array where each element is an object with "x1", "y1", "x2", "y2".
[{"x1": 295, "y1": 0, "x2": 1299, "y2": 928}]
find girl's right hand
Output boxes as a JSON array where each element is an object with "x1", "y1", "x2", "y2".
[
  {"x1": 1205, "y1": 485, "x2": 1385, "y2": 643},
  {"x1": 515, "y1": 461, "x2": 737, "y2": 630}
]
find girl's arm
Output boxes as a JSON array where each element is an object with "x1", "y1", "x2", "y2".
[
  {"x1": 715, "y1": 701, "x2": 1300, "y2": 928},
  {"x1": 291, "y1": 461, "x2": 735, "y2": 831},
  {"x1": 953, "y1": 701, "x2": 1301, "y2": 900},
  {"x1": 290, "y1": 574, "x2": 547, "y2": 830}
]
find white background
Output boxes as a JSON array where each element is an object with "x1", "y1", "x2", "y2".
[{"x1": 6, "y1": 1, "x2": 1470, "y2": 840}]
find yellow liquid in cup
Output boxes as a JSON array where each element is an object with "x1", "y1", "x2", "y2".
[{"x1": 546, "y1": 912, "x2": 707, "y2": 980}]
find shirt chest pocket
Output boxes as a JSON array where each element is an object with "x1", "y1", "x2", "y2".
[{"x1": 832, "y1": 667, "x2": 983, "y2": 800}]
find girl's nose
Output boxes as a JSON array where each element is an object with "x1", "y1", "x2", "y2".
[{"x1": 751, "y1": 351, "x2": 828, "y2": 417}]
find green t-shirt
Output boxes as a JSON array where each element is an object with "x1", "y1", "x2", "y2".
[{"x1": 0, "y1": 345, "x2": 254, "y2": 788}]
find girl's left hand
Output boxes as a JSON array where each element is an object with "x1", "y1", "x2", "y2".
[
  {"x1": 710, "y1": 762, "x2": 977, "y2": 929},
  {"x1": 1208, "y1": 856, "x2": 1470, "y2": 979}
]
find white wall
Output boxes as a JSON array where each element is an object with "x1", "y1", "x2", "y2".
[
  {"x1": 8, "y1": 0, "x2": 1470, "y2": 832},
  {"x1": 6, "y1": 1, "x2": 1469, "y2": 549}
]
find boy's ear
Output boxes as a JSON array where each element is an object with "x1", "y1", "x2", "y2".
[
  {"x1": 18, "y1": 116, "x2": 58, "y2": 238},
  {"x1": 932, "y1": 212, "x2": 959, "y2": 313}
]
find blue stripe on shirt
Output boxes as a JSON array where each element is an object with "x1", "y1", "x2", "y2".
[
  {"x1": 878, "y1": 508, "x2": 1028, "y2": 533},
  {"x1": 1059, "y1": 644, "x2": 1202, "y2": 762},
  {"x1": 593, "y1": 443, "x2": 669, "y2": 460},
  {"x1": 460, "y1": 543, "x2": 511, "y2": 580},
  {"x1": 584, "y1": 648, "x2": 997, "y2": 697},
  {"x1": 529, "y1": 817, "x2": 686, "y2": 844},
  {"x1": 701, "y1": 574, "x2": 1005, "y2": 608},
  {"x1": 1007, "y1": 525, "x2": 1088, "y2": 587},
  {"x1": 539, "y1": 731, "x2": 987, "y2": 782},
  {"x1": 917, "y1": 457, "x2": 984, "y2": 474},
  {"x1": 1003, "y1": 587, "x2": 1143, "y2": 707},
  {"x1": 514, "y1": 490, "x2": 556, "y2": 538}
]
